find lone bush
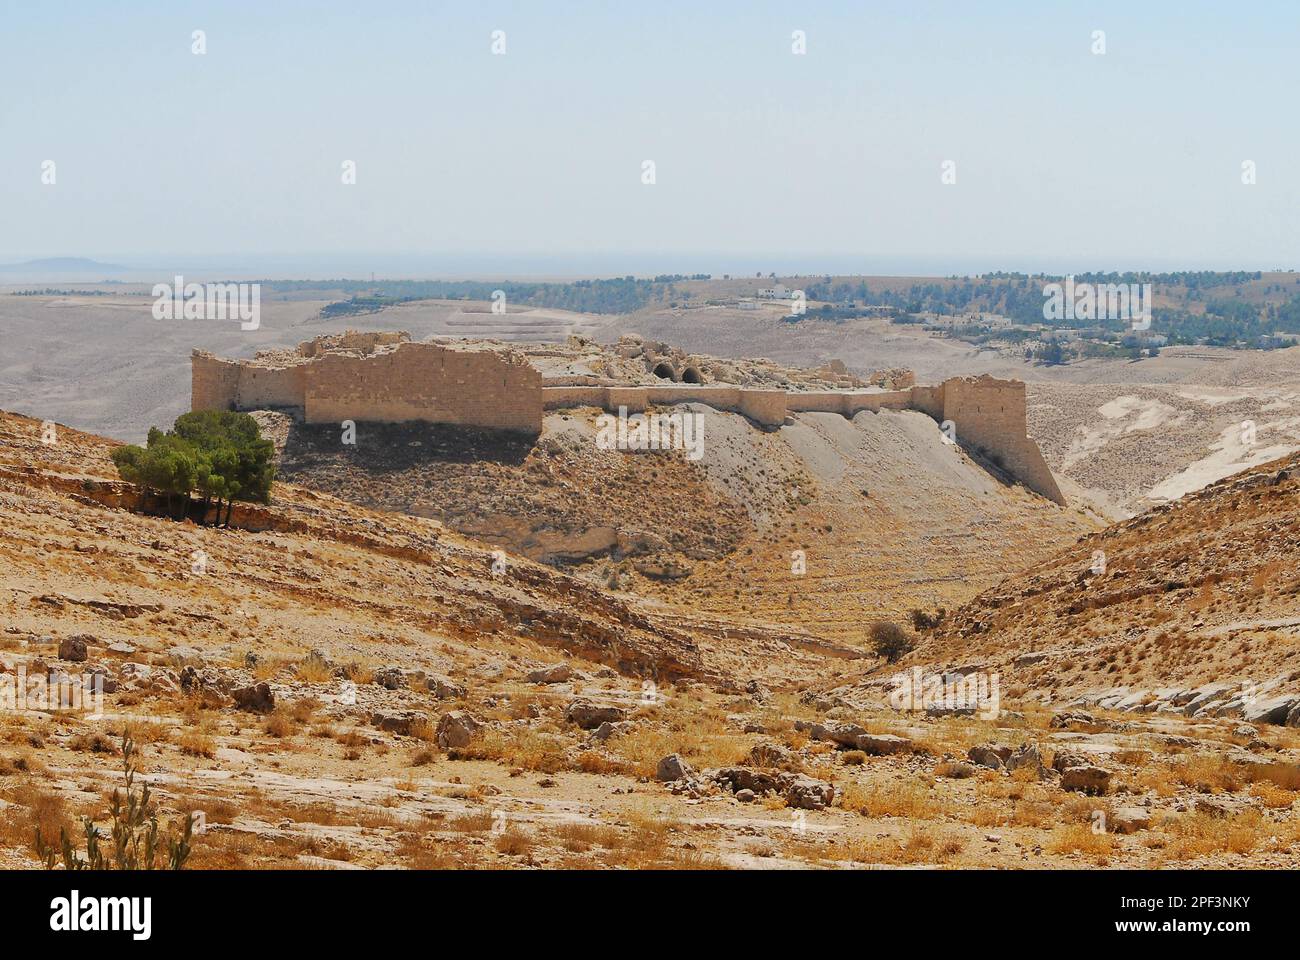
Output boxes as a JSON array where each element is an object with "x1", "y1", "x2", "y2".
[{"x1": 870, "y1": 620, "x2": 915, "y2": 662}]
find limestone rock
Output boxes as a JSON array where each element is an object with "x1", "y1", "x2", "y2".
[
  {"x1": 373, "y1": 666, "x2": 406, "y2": 690},
  {"x1": 427, "y1": 676, "x2": 466, "y2": 700},
  {"x1": 232, "y1": 682, "x2": 275, "y2": 713},
  {"x1": 969, "y1": 743, "x2": 1012, "y2": 770},
  {"x1": 57, "y1": 636, "x2": 89, "y2": 662},
  {"x1": 855, "y1": 733, "x2": 913, "y2": 756},
  {"x1": 655, "y1": 754, "x2": 695, "y2": 782},
  {"x1": 526, "y1": 663, "x2": 572, "y2": 684},
  {"x1": 565, "y1": 699, "x2": 627, "y2": 730},
  {"x1": 436, "y1": 710, "x2": 481, "y2": 749},
  {"x1": 1060, "y1": 765, "x2": 1111, "y2": 794}
]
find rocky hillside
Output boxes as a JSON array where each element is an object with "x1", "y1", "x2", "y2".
[
  {"x1": 270, "y1": 402, "x2": 1098, "y2": 646},
  {"x1": 906, "y1": 451, "x2": 1300, "y2": 714},
  {"x1": 4, "y1": 409, "x2": 1300, "y2": 871}
]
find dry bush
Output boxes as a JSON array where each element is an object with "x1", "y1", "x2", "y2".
[
  {"x1": 1249, "y1": 781, "x2": 1295, "y2": 810},
  {"x1": 574, "y1": 750, "x2": 625, "y2": 775},
  {"x1": 294, "y1": 652, "x2": 333, "y2": 684},
  {"x1": 67, "y1": 732, "x2": 117, "y2": 754},
  {"x1": 841, "y1": 826, "x2": 965, "y2": 865},
  {"x1": 263, "y1": 710, "x2": 296, "y2": 739},
  {"x1": 459, "y1": 728, "x2": 567, "y2": 774},
  {"x1": 0, "y1": 783, "x2": 74, "y2": 851},
  {"x1": 869, "y1": 621, "x2": 915, "y2": 662},
  {"x1": 493, "y1": 829, "x2": 532, "y2": 857},
  {"x1": 552, "y1": 821, "x2": 623, "y2": 852},
  {"x1": 447, "y1": 811, "x2": 495, "y2": 833},
  {"x1": 178, "y1": 731, "x2": 216, "y2": 759},
  {"x1": 394, "y1": 834, "x2": 459, "y2": 869}
]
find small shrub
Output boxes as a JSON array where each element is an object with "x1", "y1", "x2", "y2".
[{"x1": 870, "y1": 621, "x2": 915, "y2": 662}]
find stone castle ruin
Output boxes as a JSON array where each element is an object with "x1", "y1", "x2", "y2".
[{"x1": 192, "y1": 331, "x2": 1064, "y2": 504}]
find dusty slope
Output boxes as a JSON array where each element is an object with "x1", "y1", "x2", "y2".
[
  {"x1": 905, "y1": 452, "x2": 1300, "y2": 706},
  {"x1": 272, "y1": 402, "x2": 1098, "y2": 645},
  {"x1": 4, "y1": 410, "x2": 1300, "y2": 871},
  {"x1": 0, "y1": 410, "x2": 843, "y2": 689}
]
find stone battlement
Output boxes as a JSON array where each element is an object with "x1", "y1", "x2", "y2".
[{"x1": 192, "y1": 336, "x2": 1063, "y2": 504}]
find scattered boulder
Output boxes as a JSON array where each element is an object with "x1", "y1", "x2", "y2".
[
  {"x1": 1050, "y1": 710, "x2": 1096, "y2": 729},
  {"x1": 969, "y1": 743, "x2": 1012, "y2": 770},
  {"x1": 855, "y1": 733, "x2": 913, "y2": 756},
  {"x1": 1060, "y1": 765, "x2": 1111, "y2": 795},
  {"x1": 57, "y1": 636, "x2": 89, "y2": 663},
  {"x1": 709, "y1": 767, "x2": 834, "y2": 810},
  {"x1": 655, "y1": 754, "x2": 695, "y2": 782},
  {"x1": 746, "y1": 741, "x2": 793, "y2": 768},
  {"x1": 1005, "y1": 742, "x2": 1048, "y2": 778},
  {"x1": 526, "y1": 663, "x2": 572, "y2": 684},
  {"x1": 794, "y1": 719, "x2": 865, "y2": 748},
  {"x1": 372, "y1": 666, "x2": 406, "y2": 690},
  {"x1": 427, "y1": 676, "x2": 466, "y2": 700},
  {"x1": 735, "y1": 788, "x2": 756, "y2": 803},
  {"x1": 372, "y1": 710, "x2": 425, "y2": 736},
  {"x1": 1051, "y1": 750, "x2": 1089, "y2": 774},
  {"x1": 1110, "y1": 807, "x2": 1151, "y2": 834},
  {"x1": 436, "y1": 710, "x2": 481, "y2": 750},
  {"x1": 565, "y1": 699, "x2": 627, "y2": 730},
  {"x1": 783, "y1": 774, "x2": 835, "y2": 810},
  {"x1": 231, "y1": 682, "x2": 275, "y2": 713}
]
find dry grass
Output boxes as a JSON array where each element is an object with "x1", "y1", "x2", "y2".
[
  {"x1": 178, "y1": 730, "x2": 216, "y2": 759},
  {"x1": 840, "y1": 777, "x2": 936, "y2": 819},
  {"x1": 1047, "y1": 821, "x2": 1116, "y2": 859},
  {"x1": 459, "y1": 728, "x2": 568, "y2": 774},
  {"x1": 1160, "y1": 811, "x2": 1262, "y2": 860}
]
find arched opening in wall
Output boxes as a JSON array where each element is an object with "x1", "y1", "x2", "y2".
[
  {"x1": 652, "y1": 362, "x2": 677, "y2": 381},
  {"x1": 681, "y1": 366, "x2": 703, "y2": 384}
]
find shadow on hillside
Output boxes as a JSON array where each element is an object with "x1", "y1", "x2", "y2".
[{"x1": 277, "y1": 419, "x2": 535, "y2": 474}]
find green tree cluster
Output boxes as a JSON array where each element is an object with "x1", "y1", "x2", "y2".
[{"x1": 110, "y1": 410, "x2": 274, "y2": 524}]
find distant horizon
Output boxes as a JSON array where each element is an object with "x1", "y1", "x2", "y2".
[{"x1": 3, "y1": 251, "x2": 1297, "y2": 285}]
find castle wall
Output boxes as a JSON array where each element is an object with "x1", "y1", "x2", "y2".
[
  {"x1": 191, "y1": 351, "x2": 305, "y2": 411},
  {"x1": 237, "y1": 365, "x2": 306, "y2": 409},
  {"x1": 939, "y1": 376, "x2": 1065, "y2": 504},
  {"x1": 193, "y1": 341, "x2": 1065, "y2": 505},
  {"x1": 191, "y1": 352, "x2": 241, "y2": 411},
  {"x1": 302, "y1": 341, "x2": 542, "y2": 434}
]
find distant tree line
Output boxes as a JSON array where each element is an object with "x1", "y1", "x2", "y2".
[{"x1": 269, "y1": 276, "x2": 710, "y2": 316}]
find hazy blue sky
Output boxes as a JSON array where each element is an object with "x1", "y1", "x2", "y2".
[{"x1": 3, "y1": 1, "x2": 1298, "y2": 276}]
